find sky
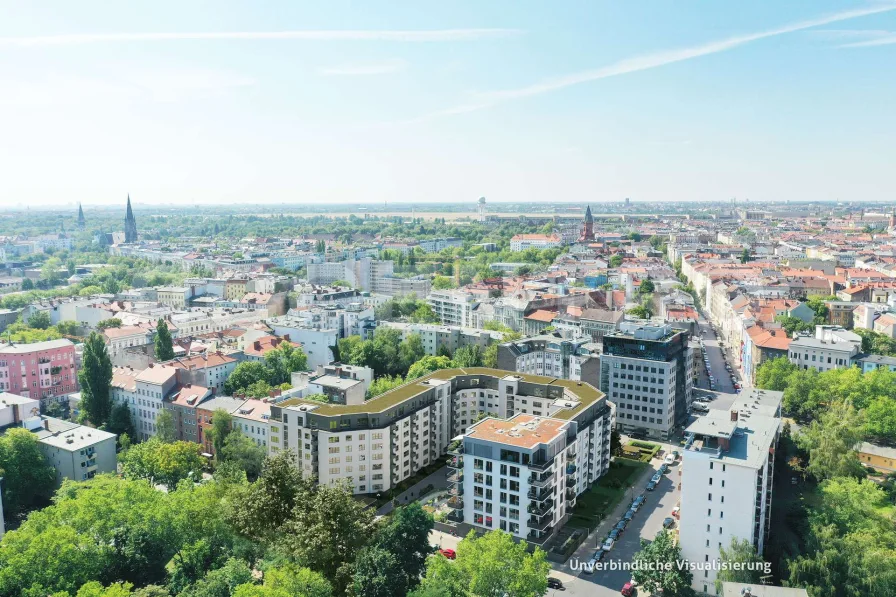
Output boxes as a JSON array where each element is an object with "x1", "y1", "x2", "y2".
[{"x1": 1, "y1": 0, "x2": 894, "y2": 208}]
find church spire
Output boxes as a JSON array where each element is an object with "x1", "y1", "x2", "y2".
[
  {"x1": 124, "y1": 194, "x2": 138, "y2": 243},
  {"x1": 77, "y1": 203, "x2": 86, "y2": 230}
]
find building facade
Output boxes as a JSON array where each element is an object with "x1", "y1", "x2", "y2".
[
  {"x1": 679, "y1": 389, "x2": 782, "y2": 595},
  {"x1": 270, "y1": 368, "x2": 613, "y2": 545},
  {"x1": 600, "y1": 322, "x2": 693, "y2": 440},
  {"x1": 497, "y1": 335, "x2": 601, "y2": 386},
  {"x1": 0, "y1": 339, "x2": 79, "y2": 404}
]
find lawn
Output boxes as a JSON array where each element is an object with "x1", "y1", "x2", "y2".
[{"x1": 566, "y1": 459, "x2": 650, "y2": 531}]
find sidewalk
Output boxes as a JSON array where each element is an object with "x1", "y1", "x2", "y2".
[{"x1": 376, "y1": 466, "x2": 450, "y2": 516}]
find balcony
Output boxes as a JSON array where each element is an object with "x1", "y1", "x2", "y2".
[
  {"x1": 528, "y1": 512, "x2": 552, "y2": 530},
  {"x1": 447, "y1": 496, "x2": 464, "y2": 510},
  {"x1": 526, "y1": 528, "x2": 552, "y2": 545},
  {"x1": 566, "y1": 447, "x2": 576, "y2": 459},
  {"x1": 565, "y1": 488, "x2": 577, "y2": 501},
  {"x1": 566, "y1": 464, "x2": 577, "y2": 476},
  {"x1": 566, "y1": 477, "x2": 576, "y2": 489},
  {"x1": 447, "y1": 470, "x2": 463, "y2": 484},
  {"x1": 527, "y1": 460, "x2": 553, "y2": 472},
  {"x1": 527, "y1": 485, "x2": 552, "y2": 502},
  {"x1": 448, "y1": 441, "x2": 464, "y2": 455},
  {"x1": 527, "y1": 472, "x2": 553, "y2": 488},
  {"x1": 527, "y1": 501, "x2": 553, "y2": 517}
]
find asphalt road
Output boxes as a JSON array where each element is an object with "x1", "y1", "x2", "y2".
[{"x1": 545, "y1": 455, "x2": 682, "y2": 597}]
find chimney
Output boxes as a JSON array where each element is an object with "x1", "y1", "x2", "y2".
[
  {"x1": 43, "y1": 418, "x2": 49, "y2": 430},
  {"x1": 253, "y1": 341, "x2": 261, "y2": 350},
  {"x1": 730, "y1": 410, "x2": 738, "y2": 422}
]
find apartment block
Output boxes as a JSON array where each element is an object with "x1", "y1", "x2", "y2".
[
  {"x1": 600, "y1": 322, "x2": 693, "y2": 440},
  {"x1": 679, "y1": 389, "x2": 782, "y2": 595},
  {"x1": 0, "y1": 339, "x2": 79, "y2": 405},
  {"x1": 497, "y1": 334, "x2": 601, "y2": 385},
  {"x1": 427, "y1": 291, "x2": 479, "y2": 327},
  {"x1": 270, "y1": 368, "x2": 613, "y2": 545},
  {"x1": 110, "y1": 364, "x2": 179, "y2": 441},
  {"x1": 28, "y1": 416, "x2": 117, "y2": 484},
  {"x1": 788, "y1": 326, "x2": 860, "y2": 373},
  {"x1": 380, "y1": 321, "x2": 503, "y2": 356}
]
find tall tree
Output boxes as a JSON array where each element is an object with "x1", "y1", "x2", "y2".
[
  {"x1": 263, "y1": 342, "x2": 308, "y2": 385},
  {"x1": 224, "y1": 361, "x2": 269, "y2": 395},
  {"x1": 206, "y1": 409, "x2": 234, "y2": 457},
  {"x1": 28, "y1": 310, "x2": 52, "y2": 329},
  {"x1": 417, "y1": 530, "x2": 549, "y2": 597},
  {"x1": 155, "y1": 409, "x2": 177, "y2": 443},
  {"x1": 352, "y1": 546, "x2": 407, "y2": 597},
  {"x1": 0, "y1": 428, "x2": 56, "y2": 522},
  {"x1": 374, "y1": 503, "x2": 434, "y2": 592},
  {"x1": 754, "y1": 356, "x2": 797, "y2": 392},
  {"x1": 220, "y1": 430, "x2": 265, "y2": 481},
  {"x1": 714, "y1": 538, "x2": 765, "y2": 593},
  {"x1": 108, "y1": 402, "x2": 136, "y2": 443},
  {"x1": 284, "y1": 482, "x2": 376, "y2": 593},
  {"x1": 119, "y1": 438, "x2": 204, "y2": 489},
  {"x1": 631, "y1": 530, "x2": 695, "y2": 596},
  {"x1": 452, "y1": 344, "x2": 483, "y2": 368},
  {"x1": 406, "y1": 356, "x2": 454, "y2": 380},
  {"x1": 154, "y1": 319, "x2": 175, "y2": 361},
  {"x1": 797, "y1": 402, "x2": 866, "y2": 481},
  {"x1": 78, "y1": 331, "x2": 114, "y2": 427}
]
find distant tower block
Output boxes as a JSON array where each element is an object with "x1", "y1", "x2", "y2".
[
  {"x1": 625, "y1": 197, "x2": 631, "y2": 207},
  {"x1": 478, "y1": 196, "x2": 486, "y2": 222},
  {"x1": 77, "y1": 203, "x2": 86, "y2": 230}
]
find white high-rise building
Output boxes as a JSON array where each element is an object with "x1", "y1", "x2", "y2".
[
  {"x1": 427, "y1": 290, "x2": 478, "y2": 327},
  {"x1": 679, "y1": 389, "x2": 782, "y2": 596}
]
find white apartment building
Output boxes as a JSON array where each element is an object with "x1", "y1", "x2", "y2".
[
  {"x1": 168, "y1": 308, "x2": 267, "y2": 337},
  {"x1": 286, "y1": 303, "x2": 375, "y2": 340},
  {"x1": 509, "y1": 234, "x2": 563, "y2": 252},
  {"x1": 110, "y1": 364, "x2": 179, "y2": 440},
  {"x1": 231, "y1": 398, "x2": 271, "y2": 448},
  {"x1": 418, "y1": 238, "x2": 463, "y2": 253},
  {"x1": 270, "y1": 368, "x2": 613, "y2": 545},
  {"x1": 427, "y1": 291, "x2": 478, "y2": 328},
  {"x1": 168, "y1": 353, "x2": 238, "y2": 395},
  {"x1": 103, "y1": 325, "x2": 154, "y2": 359},
  {"x1": 788, "y1": 326, "x2": 860, "y2": 372},
  {"x1": 28, "y1": 416, "x2": 117, "y2": 484},
  {"x1": 265, "y1": 317, "x2": 339, "y2": 370},
  {"x1": 679, "y1": 389, "x2": 782, "y2": 595}
]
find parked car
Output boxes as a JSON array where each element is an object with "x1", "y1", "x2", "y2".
[
  {"x1": 632, "y1": 495, "x2": 646, "y2": 510},
  {"x1": 438, "y1": 548, "x2": 456, "y2": 560},
  {"x1": 623, "y1": 509, "x2": 636, "y2": 522},
  {"x1": 548, "y1": 577, "x2": 564, "y2": 589},
  {"x1": 646, "y1": 480, "x2": 657, "y2": 491},
  {"x1": 621, "y1": 581, "x2": 636, "y2": 596},
  {"x1": 615, "y1": 520, "x2": 627, "y2": 534},
  {"x1": 651, "y1": 472, "x2": 662, "y2": 484},
  {"x1": 672, "y1": 506, "x2": 681, "y2": 518},
  {"x1": 672, "y1": 450, "x2": 680, "y2": 460},
  {"x1": 664, "y1": 454, "x2": 675, "y2": 465},
  {"x1": 663, "y1": 517, "x2": 676, "y2": 529},
  {"x1": 602, "y1": 537, "x2": 615, "y2": 551},
  {"x1": 660, "y1": 463, "x2": 669, "y2": 474},
  {"x1": 609, "y1": 528, "x2": 621, "y2": 541}
]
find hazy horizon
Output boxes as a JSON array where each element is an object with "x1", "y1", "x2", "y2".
[{"x1": 2, "y1": 1, "x2": 895, "y2": 206}]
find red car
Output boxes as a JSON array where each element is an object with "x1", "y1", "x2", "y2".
[
  {"x1": 621, "y1": 582, "x2": 635, "y2": 596},
  {"x1": 438, "y1": 548, "x2": 456, "y2": 560}
]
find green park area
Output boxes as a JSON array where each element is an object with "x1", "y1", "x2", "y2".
[{"x1": 566, "y1": 459, "x2": 650, "y2": 531}]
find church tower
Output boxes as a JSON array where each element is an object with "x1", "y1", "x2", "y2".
[
  {"x1": 77, "y1": 203, "x2": 86, "y2": 230},
  {"x1": 124, "y1": 195, "x2": 138, "y2": 243},
  {"x1": 580, "y1": 205, "x2": 594, "y2": 242}
]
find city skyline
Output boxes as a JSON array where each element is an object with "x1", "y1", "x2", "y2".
[{"x1": 1, "y1": 0, "x2": 895, "y2": 205}]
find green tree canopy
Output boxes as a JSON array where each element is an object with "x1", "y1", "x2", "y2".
[
  {"x1": 631, "y1": 530, "x2": 695, "y2": 596},
  {"x1": 28, "y1": 310, "x2": 52, "y2": 329},
  {"x1": 78, "y1": 332, "x2": 113, "y2": 427},
  {"x1": 119, "y1": 438, "x2": 204, "y2": 489},
  {"x1": 0, "y1": 428, "x2": 56, "y2": 522},
  {"x1": 416, "y1": 530, "x2": 550, "y2": 597},
  {"x1": 154, "y1": 319, "x2": 175, "y2": 361}
]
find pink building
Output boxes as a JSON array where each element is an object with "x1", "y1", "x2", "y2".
[{"x1": 0, "y1": 339, "x2": 79, "y2": 404}]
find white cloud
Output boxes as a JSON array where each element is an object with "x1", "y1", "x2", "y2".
[
  {"x1": 809, "y1": 28, "x2": 896, "y2": 46},
  {"x1": 405, "y1": 3, "x2": 896, "y2": 122},
  {"x1": 318, "y1": 59, "x2": 407, "y2": 76},
  {"x1": 0, "y1": 28, "x2": 522, "y2": 47}
]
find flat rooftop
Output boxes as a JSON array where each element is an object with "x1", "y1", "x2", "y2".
[
  {"x1": 685, "y1": 408, "x2": 779, "y2": 470},
  {"x1": 467, "y1": 413, "x2": 568, "y2": 449},
  {"x1": 278, "y1": 367, "x2": 604, "y2": 419},
  {"x1": 33, "y1": 417, "x2": 116, "y2": 451}
]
